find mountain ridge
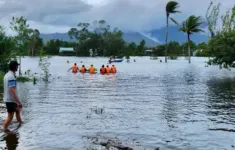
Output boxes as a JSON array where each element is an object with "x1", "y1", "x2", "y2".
[{"x1": 40, "y1": 26, "x2": 209, "y2": 47}]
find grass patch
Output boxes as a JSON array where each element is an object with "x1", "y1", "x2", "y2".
[
  {"x1": 16, "y1": 76, "x2": 32, "y2": 82},
  {"x1": 0, "y1": 72, "x2": 4, "y2": 89},
  {"x1": 168, "y1": 55, "x2": 178, "y2": 60}
]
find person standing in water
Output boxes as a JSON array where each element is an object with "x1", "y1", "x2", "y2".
[
  {"x1": 111, "y1": 65, "x2": 117, "y2": 73},
  {"x1": 80, "y1": 65, "x2": 87, "y2": 73},
  {"x1": 68, "y1": 63, "x2": 79, "y2": 73},
  {"x1": 88, "y1": 65, "x2": 96, "y2": 74},
  {"x1": 106, "y1": 65, "x2": 111, "y2": 74},
  {"x1": 100, "y1": 65, "x2": 106, "y2": 74},
  {"x1": 3, "y1": 60, "x2": 23, "y2": 132}
]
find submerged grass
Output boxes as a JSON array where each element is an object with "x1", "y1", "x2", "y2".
[
  {"x1": 16, "y1": 76, "x2": 32, "y2": 82},
  {"x1": 0, "y1": 72, "x2": 4, "y2": 89}
]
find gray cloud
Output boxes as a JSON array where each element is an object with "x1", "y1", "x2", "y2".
[{"x1": 0, "y1": 0, "x2": 234, "y2": 33}]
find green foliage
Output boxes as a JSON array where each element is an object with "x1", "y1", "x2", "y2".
[
  {"x1": 123, "y1": 42, "x2": 137, "y2": 56},
  {"x1": 0, "y1": 26, "x2": 17, "y2": 73},
  {"x1": 181, "y1": 41, "x2": 197, "y2": 56},
  {"x1": 0, "y1": 72, "x2": 4, "y2": 88},
  {"x1": 165, "y1": 1, "x2": 180, "y2": 63},
  {"x1": 179, "y1": 15, "x2": 204, "y2": 63},
  {"x1": 28, "y1": 29, "x2": 43, "y2": 56},
  {"x1": 221, "y1": 6, "x2": 235, "y2": 33},
  {"x1": 206, "y1": 1, "x2": 221, "y2": 37},
  {"x1": 166, "y1": 1, "x2": 180, "y2": 15},
  {"x1": 179, "y1": 15, "x2": 204, "y2": 35},
  {"x1": 10, "y1": 16, "x2": 30, "y2": 56},
  {"x1": 195, "y1": 42, "x2": 210, "y2": 56},
  {"x1": 207, "y1": 30, "x2": 235, "y2": 69},
  {"x1": 152, "y1": 44, "x2": 165, "y2": 56},
  {"x1": 39, "y1": 49, "x2": 50, "y2": 82},
  {"x1": 16, "y1": 76, "x2": 32, "y2": 82},
  {"x1": 168, "y1": 55, "x2": 178, "y2": 60},
  {"x1": 168, "y1": 41, "x2": 181, "y2": 56},
  {"x1": 207, "y1": 5, "x2": 235, "y2": 69},
  {"x1": 68, "y1": 20, "x2": 126, "y2": 56}
]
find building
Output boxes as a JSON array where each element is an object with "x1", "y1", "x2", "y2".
[
  {"x1": 59, "y1": 47, "x2": 75, "y2": 55},
  {"x1": 145, "y1": 49, "x2": 153, "y2": 55}
]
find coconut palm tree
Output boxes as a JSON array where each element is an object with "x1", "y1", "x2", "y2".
[
  {"x1": 179, "y1": 15, "x2": 204, "y2": 63},
  {"x1": 165, "y1": 1, "x2": 180, "y2": 63}
]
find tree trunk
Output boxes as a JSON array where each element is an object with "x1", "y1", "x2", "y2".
[
  {"x1": 28, "y1": 48, "x2": 31, "y2": 56},
  {"x1": 187, "y1": 33, "x2": 191, "y2": 64},
  {"x1": 32, "y1": 46, "x2": 34, "y2": 56},
  {"x1": 165, "y1": 14, "x2": 169, "y2": 63},
  {"x1": 19, "y1": 56, "x2": 22, "y2": 76}
]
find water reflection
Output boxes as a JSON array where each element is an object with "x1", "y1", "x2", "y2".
[
  {"x1": 3, "y1": 132, "x2": 19, "y2": 150},
  {"x1": 206, "y1": 77, "x2": 235, "y2": 125}
]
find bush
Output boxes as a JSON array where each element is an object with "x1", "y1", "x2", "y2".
[
  {"x1": 16, "y1": 76, "x2": 32, "y2": 82},
  {"x1": 0, "y1": 72, "x2": 4, "y2": 88},
  {"x1": 168, "y1": 55, "x2": 178, "y2": 60}
]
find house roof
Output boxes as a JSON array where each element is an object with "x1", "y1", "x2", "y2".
[
  {"x1": 59, "y1": 47, "x2": 74, "y2": 53},
  {"x1": 145, "y1": 50, "x2": 153, "y2": 52}
]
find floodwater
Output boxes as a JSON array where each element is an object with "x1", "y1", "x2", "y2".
[{"x1": 0, "y1": 56, "x2": 235, "y2": 150}]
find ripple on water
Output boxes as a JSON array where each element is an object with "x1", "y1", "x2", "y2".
[{"x1": 1, "y1": 57, "x2": 235, "y2": 150}]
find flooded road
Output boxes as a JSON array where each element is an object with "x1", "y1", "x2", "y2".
[{"x1": 0, "y1": 56, "x2": 235, "y2": 150}]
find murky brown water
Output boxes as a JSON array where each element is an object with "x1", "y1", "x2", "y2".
[{"x1": 0, "y1": 56, "x2": 235, "y2": 150}]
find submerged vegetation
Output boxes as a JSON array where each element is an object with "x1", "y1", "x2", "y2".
[
  {"x1": 16, "y1": 76, "x2": 32, "y2": 82},
  {"x1": 207, "y1": 5, "x2": 235, "y2": 69},
  {"x1": 39, "y1": 49, "x2": 50, "y2": 82}
]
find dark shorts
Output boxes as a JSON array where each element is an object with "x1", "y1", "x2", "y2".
[{"x1": 5, "y1": 102, "x2": 17, "y2": 113}]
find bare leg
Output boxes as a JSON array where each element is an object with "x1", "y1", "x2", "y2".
[
  {"x1": 15, "y1": 107, "x2": 22, "y2": 126},
  {"x1": 3, "y1": 112, "x2": 14, "y2": 132}
]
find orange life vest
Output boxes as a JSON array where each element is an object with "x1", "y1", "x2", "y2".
[
  {"x1": 80, "y1": 67, "x2": 86, "y2": 73},
  {"x1": 111, "y1": 67, "x2": 116, "y2": 73},
  {"x1": 106, "y1": 67, "x2": 111, "y2": 73},
  {"x1": 100, "y1": 67, "x2": 106, "y2": 74},
  {"x1": 72, "y1": 65, "x2": 78, "y2": 73},
  {"x1": 89, "y1": 67, "x2": 95, "y2": 74}
]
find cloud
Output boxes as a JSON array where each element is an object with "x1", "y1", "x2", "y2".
[{"x1": 0, "y1": 0, "x2": 234, "y2": 33}]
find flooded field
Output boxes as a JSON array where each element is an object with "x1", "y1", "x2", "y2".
[{"x1": 0, "y1": 56, "x2": 235, "y2": 150}]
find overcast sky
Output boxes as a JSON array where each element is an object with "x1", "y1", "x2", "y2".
[{"x1": 0, "y1": 0, "x2": 234, "y2": 34}]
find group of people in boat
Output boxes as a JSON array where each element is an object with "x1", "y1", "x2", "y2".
[{"x1": 69, "y1": 63, "x2": 117, "y2": 74}]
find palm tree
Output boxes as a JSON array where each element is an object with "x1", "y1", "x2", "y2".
[
  {"x1": 179, "y1": 15, "x2": 204, "y2": 63},
  {"x1": 165, "y1": 1, "x2": 180, "y2": 63}
]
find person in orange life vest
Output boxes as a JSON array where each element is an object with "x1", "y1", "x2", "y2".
[
  {"x1": 68, "y1": 63, "x2": 79, "y2": 73},
  {"x1": 111, "y1": 65, "x2": 117, "y2": 73},
  {"x1": 106, "y1": 65, "x2": 111, "y2": 74},
  {"x1": 100, "y1": 65, "x2": 106, "y2": 74},
  {"x1": 88, "y1": 65, "x2": 95, "y2": 74},
  {"x1": 80, "y1": 65, "x2": 87, "y2": 73}
]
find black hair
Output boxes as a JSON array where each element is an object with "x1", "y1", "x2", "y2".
[{"x1": 9, "y1": 60, "x2": 19, "y2": 71}]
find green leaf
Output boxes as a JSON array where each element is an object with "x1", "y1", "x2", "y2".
[{"x1": 170, "y1": 17, "x2": 179, "y2": 25}]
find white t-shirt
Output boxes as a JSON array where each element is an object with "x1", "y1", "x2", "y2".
[{"x1": 3, "y1": 71, "x2": 17, "y2": 103}]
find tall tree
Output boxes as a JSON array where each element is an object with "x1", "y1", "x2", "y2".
[
  {"x1": 168, "y1": 41, "x2": 181, "y2": 56},
  {"x1": 165, "y1": 1, "x2": 180, "y2": 63},
  {"x1": 207, "y1": 5, "x2": 235, "y2": 69},
  {"x1": 179, "y1": 15, "x2": 204, "y2": 63},
  {"x1": 68, "y1": 23, "x2": 91, "y2": 56},
  {"x1": 10, "y1": 16, "x2": 31, "y2": 75},
  {"x1": 28, "y1": 29, "x2": 42, "y2": 56},
  {"x1": 0, "y1": 26, "x2": 17, "y2": 73},
  {"x1": 206, "y1": 1, "x2": 221, "y2": 37}
]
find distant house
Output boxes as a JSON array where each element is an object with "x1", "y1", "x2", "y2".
[
  {"x1": 59, "y1": 47, "x2": 75, "y2": 55},
  {"x1": 145, "y1": 49, "x2": 153, "y2": 55}
]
